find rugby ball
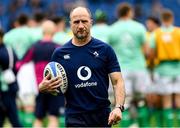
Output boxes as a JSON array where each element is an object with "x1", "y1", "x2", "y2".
[{"x1": 43, "y1": 61, "x2": 68, "y2": 94}]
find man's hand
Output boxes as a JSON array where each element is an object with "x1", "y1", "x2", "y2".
[
  {"x1": 108, "y1": 107, "x2": 122, "y2": 125},
  {"x1": 39, "y1": 74, "x2": 62, "y2": 94}
]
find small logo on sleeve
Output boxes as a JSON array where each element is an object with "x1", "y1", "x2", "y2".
[{"x1": 64, "y1": 54, "x2": 70, "y2": 59}]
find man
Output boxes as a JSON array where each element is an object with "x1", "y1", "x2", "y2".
[
  {"x1": 39, "y1": 6, "x2": 125, "y2": 127},
  {"x1": 109, "y1": 2, "x2": 151, "y2": 127},
  {"x1": 16, "y1": 20, "x2": 64, "y2": 127},
  {"x1": 28, "y1": 12, "x2": 46, "y2": 43},
  {"x1": 150, "y1": 9, "x2": 180, "y2": 127},
  {"x1": 52, "y1": 16, "x2": 72, "y2": 45},
  {"x1": 3, "y1": 14, "x2": 33, "y2": 60},
  {"x1": 0, "y1": 29, "x2": 22, "y2": 127},
  {"x1": 91, "y1": 9, "x2": 114, "y2": 106},
  {"x1": 91, "y1": 9, "x2": 110, "y2": 43},
  {"x1": 145, "y1": 16, "x2": 162, "y2": 127},
  {"x1": 145, "y1": 16, "x2": 161, "y2": 70}
]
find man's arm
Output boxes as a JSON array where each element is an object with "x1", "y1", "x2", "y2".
[
  {"x1": 110, "y1": 72, "x2": 125, "y2": 106},
  {"x1": 108, "y1": 71, "x2": 125, "y2": 125}
]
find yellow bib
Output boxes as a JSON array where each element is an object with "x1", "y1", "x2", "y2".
[{"x1": 154, "y1": 27, "x2": 180, "y2": 61}]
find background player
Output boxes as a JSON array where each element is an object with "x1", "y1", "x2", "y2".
[
  {"x1": 149, "y1": 9, "x2": 180, "y2": 127},
  {"x1": 109, "y1": 2, "x2": 151, "y2": 127},
  {"x1": 0, "y1": 29, "x2": 22, "y2": 127},
  {"x1": 16, "y1": 20, "x2": 65, "y2": 127}
]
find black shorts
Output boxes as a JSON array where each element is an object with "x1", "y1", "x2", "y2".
[
  {"x1": 0, "y1": 92, "x2": 22, "y2": 127},
  {"x1": 65, "y1": 108, "x2": 111, "y2": 127},
  {"x1": 34, "y1": 92, "x2": 65, "y2": 119}
]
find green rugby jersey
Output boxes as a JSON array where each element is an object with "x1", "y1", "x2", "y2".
[
  {"x1": 3, "y1": 26, "x2": 34, "y2": 59},
  {"x1": 30, "y1": 27, "x2": 43, "y2": 43},
  {"x1": 109, "y1": 19, "x2": 147, "y2": 71},
  {"x1": 53, "y1": 31, "x2": 72, "y2": 45},
  {"x1": 91, "y1": 24, "x2": 110, "y2": 43}
]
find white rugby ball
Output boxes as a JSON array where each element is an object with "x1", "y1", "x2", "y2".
[{"x1": 43, "y1": 61, "x2": 68, "y2": 94}]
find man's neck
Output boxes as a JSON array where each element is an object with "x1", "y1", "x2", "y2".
[
  {"x1": 162, "y1": 23, "x2": 173, "y2": 28},
  {"x1": 72, "y1": 36, "x2": 92, "y2": 46},
  {"x1": 42, "y1": 35, "x2": 53, "y2": 42},
  {"x1": 119, "y1": 16, "x2": 131, "y2": 21}
]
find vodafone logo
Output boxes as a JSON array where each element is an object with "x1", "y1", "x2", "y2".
[{"x1": 77, "y1": 66, "x2": 92, "y2": 81}]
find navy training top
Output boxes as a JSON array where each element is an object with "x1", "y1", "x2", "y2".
[{"x1": 51, "y1": 37, "x2": 121, "y2": 115}]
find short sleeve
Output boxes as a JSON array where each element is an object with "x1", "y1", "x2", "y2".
[
  {"x1": 51, "y1": 48, "x2": 59, "y2": 62},
  {"x1": 106, "y1": 45, "x2": 121, "y2": 73}
]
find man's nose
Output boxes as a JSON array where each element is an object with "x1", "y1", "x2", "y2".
[{"x1": 78, "y1": 21, "x2": 84, "y2": 28}]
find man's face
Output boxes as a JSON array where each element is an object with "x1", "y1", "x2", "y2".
[
  {"x1": 146, "y1": 20, "x2": 157, "y2": 32},
  {"x1": 70, "y1": 8, "x2": 92, "y2": 40}
]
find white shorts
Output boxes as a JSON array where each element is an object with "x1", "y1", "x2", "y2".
[
  {"x1": 122, "y1": 70, "x2": 152, "y2": 96},
  {"x1": 17, "y1": 62, "x2": 38, "y2": 106},
  {"x1": 153, "y1": 73, "x2": 180, "y2": 94},
  {"x1": 174, "y1": 76, "x2": 180, "y2": 93},
  {"x1": 18, "y1": 93, "x2": 36, "y2": 106}
]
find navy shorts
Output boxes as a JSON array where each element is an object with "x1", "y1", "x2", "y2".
[
  {"x1": 35, "y1": 92, "x2": 65, "y2": 119},
  {"x1": 65, "y1": 108, "x2": 111, "y2": 127},
  {"x1": 0, "y1": 92, "x2": 22, "y2": 127}
]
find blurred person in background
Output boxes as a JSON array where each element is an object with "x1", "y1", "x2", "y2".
[
  {"x1": 3, "y1": 13, "x2": 37, "y2": 127},
  {"x1": 16, "y1": 20, "x2": 65, "y2": 127},
  {"x1": 146, "y1": 16, "x2": 161, "y2": 46},
  {"x1": 28, "y1": 12, "x2": 47, "y2": 43},
  {"x1": 145, "y1": 16, "x2": 162, "y2": 127},
  {"x1": 91, "y1": 9, "x2": 114, "y2": 107},
  {"x1": 0, "y1": 29, "x2": 22, "y2": 127},
  {"x1": 52, "y1": 16, "x2": 72, "y2": 45},
  {"x1": 91, "y1": 9, "x2": 110, "y2": 43},
  {"x1": 109, "y1": 2, "x2": 151, "y2": 127},
  {"x1": 150, "y1": 9, "x2": 180, "y2": 127},
  {"x1": 16, "y1": 13, "x2": 46, "y2": 125},
  {"x1": 3, "y1": 13, "x2": 33, "y2": 60}
]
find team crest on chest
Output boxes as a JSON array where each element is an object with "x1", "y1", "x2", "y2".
[{"x1": 93, "y1": 51, "x2": 99, "y2": 57}]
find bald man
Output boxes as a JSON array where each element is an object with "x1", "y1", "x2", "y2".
[
  {"x1": 16, "y1": 20, "x2": 64, "y2": 127},
  {"x1": 39, "y1": 7, "x2": 125, "y2": 127}
]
